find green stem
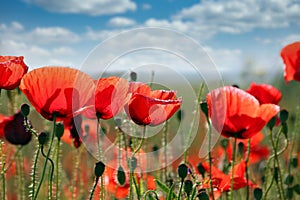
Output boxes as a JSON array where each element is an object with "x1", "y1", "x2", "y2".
[
  {"x1": 143, "y1": 190, "x2": 159, "y2": 200},
  {"x1": 17, "y1": 147, "x2": 24, "y2": 200},
  {"x1": 55, "y1": 139, "x2": 61, "y2": 200},
  {"x1": 177, "y1": 179, "x2": 184, "y2": 200},
  {"x1": 1, "y1": 140, "x2": 6, "y2": 200},
  {"x1": 4, "y1": 146, "x2": 23, "y2": 173},
  {"x1": 89, "y1": 177, "x2": 99, "y2": 200},
  {"x1": 163, "y1": 121, "x2": 168, "y2": 183},
  {"x1": 269, "y1": 129, "x2": 284, "y2": 199},
  {"x1": 129, "y1": 125, "x2": 146, "y2": 200},
  {"x1": 34, "y1": 115, "x2": 57, "y2": 200},
  {"x1": 71, "y1": 148, "x2": 80, "y2": 200},
  {"x1": 245, "y1": 139, "x2": 251, "y2": 200},
  {"x1": 31, "y1": 143, "x2": 40, "y2": 200},
  {"x1": 207, "y1": 119, "x2": 215, "y2": 200},
  {"x1": 288, "y1": 106, "x2": 300, "y2": 175},
  {"x1": 230, "y1": 136, "x2": 237, "y2": 200},
  {"x1": 41, "y1": 145, "x2": 54, "y2": 200},
  {"x1": 96, "y1": 117, "x2": 102, "y2": 160},
  {"x1": 262, "y1": 128, "x2": 285, "y2": 200},
  {"x1": 263, "y1": 133, "x2": 288, "y2": 200},
  {"x1": 184, "y1": 82, "x2": 204, "y2": 163}
]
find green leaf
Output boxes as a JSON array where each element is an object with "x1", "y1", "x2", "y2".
[
  {"x1": 155, "y1": 179, "x2": 177, "y2": 198},
  {"x1": 167, "y1": 184, "x2": 175, "y2": 200}
]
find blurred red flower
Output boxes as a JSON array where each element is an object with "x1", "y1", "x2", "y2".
[
  {"x1": 84, "y1": 77, "x2": 131, "y2": 120},
  {"x1": 225, "y1": 132, "x2": 270, "y2": 165},
  {"x1": 126, "y1": 82, "x2": 182, "y2": 126},
  {"x1": 3, "y1": 111, "x2": 32, "y2": 145},
  {"x1": 246, "y1": 83, "x2": 281, "y2": 105},
  {"x1": 0, "y1": 56, "x2": 28, "y2": 90},
  {"x1": 19, "y1": 67, "x2": 95, "y2": 121},
  {"x1": 280, "y1": 42, "x2": 300, "y2": 83},
  {"x1": 201, "y1": 160, "x2": 254, "y2": 192},
  {"x1": 206, "y1": 86, "x2": 279, "y2": 139}
]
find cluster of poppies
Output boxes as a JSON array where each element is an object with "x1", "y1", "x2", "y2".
[{"x1": 0, "y1": 41, "x2": 299, "y2": 199}]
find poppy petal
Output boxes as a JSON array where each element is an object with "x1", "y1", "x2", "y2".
[
  {"x1": 0, "y1": 56, "x2": 28, "y2": 90},
  {"x1": 280, "y1": 42, "x2": 300, "y2": 83},
  {"x1": 19, "y1": 67, "x2": 95, "y2": 121}
]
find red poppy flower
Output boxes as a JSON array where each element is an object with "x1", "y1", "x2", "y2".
[
  {"x1": 0, "y1": 56, "x2": 28, "y2": 90},
  {"x1": 19, "y1": 67, "x2": 95, "y2": 121},
  {"x1": 206, "y1": 86, "x2": 279, "y2": 139},
  {"x1": 225, "y1": 132, "x2": 270, "y2": 165},
  {"x1": 246, "y1": 83, "x2": 281, "y2": 105},
  {"x1": 84, "y1": 77, "x2": 131, "y2": 120},
  {"x1": 201, "y1": 160, "x2": 255, "y2": 192},
  {"x1": 280, "y1": 42, "x2": 300, "y2": 83},
  {"x1": 126, "y1": 82, "x2": 182, "y2": 126}
]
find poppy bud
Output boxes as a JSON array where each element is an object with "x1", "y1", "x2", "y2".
[
  {"x1": 184, "y1": 180, "x2": 193, "y2": 196},
  {"x1": 284, "y1": 174, "x2": 294, "y2": 185},
  {"x1": 220, "y1": 139, "x2": 229, "y2": 149},
  {"x1": 238, "y1": 142, "x2": 245, "y2": 156},
  {"x1": 200, "y1": 101, "x2": 208, "y2": 119},
  {"x1": 197, "y1": 163, "x2": 205, "y2": 178},
  {"x1": 117, "y1": 166, "x2": 126, "y2": 186},
  {"x1": 4, "y1": 112, "x2": 32, "y2": 145},
  {"x1": 94, "y1": 161, "x2": 105, "y2": 177},
  {"x1": 293, "y1": 184, "x2": 300, "y2": 194},
  {"x1": 178, "y1": 163, "x2": 188, "y2": 180},
  {"x1": 291, "y1": 157, "x2": 298, "y2": 168},
  {"x1": 197, "y1": 190, "x2": 209, "y2": 200},
  {"x1": 21, "y1": 103, "x2": 30, "y2": 117},
  {"x1": 279, "y1": 109, "x2": 289, "y2": 123},
  {"x1": 152, "y1": 144, "x2": 159, "y2": 158},
  {"x1": 177, "y1": 110, "x2": 183, "y2": 122},
  {"x1": 55, "y1": 123, "x2": 64, "y2": 139},
  {"x1": 38, "y1": 132, "x2": 48, "y2": 145},
  {"x1": 130, "y1": 71, "x2": 137, "y2": 82},
  {"x1": 267, "y1": 116, "x2": 277, "y2": 130},
  {"x1": 253, "y1": 188, "x2": 263, "y2": 200}
]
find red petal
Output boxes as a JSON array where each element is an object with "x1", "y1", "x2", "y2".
[
  {"x1": 127, "y1": 94, "x2": 182, "y2": 126},
  {"x1": 246, "y1": 83, "x2": 282, "y2": 105},
  {"x1": 19, "y1": 67, "x2": 95, "y2": 121},
  {"x1": 0, "y1": 56, "x2": 28, "y2": 90},
  {"x1": 280, "y1": 42, "x2": 300, "y2": 83},
  {"x1": 95, "y1": 77, "x2": 130, "y2": 119}
]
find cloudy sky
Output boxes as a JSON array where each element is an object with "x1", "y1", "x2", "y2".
[{"x1": 1, "y1": 0, "x2": 300, "y2": 83}]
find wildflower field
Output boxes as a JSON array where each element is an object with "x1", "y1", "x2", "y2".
[{"x1": 1, "y1": 41, "x2": 300, "y2": 200}]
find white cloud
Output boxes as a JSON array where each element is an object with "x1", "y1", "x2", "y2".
[
  {"x1": 28, "y1": 27, "x2": 80, "y2": 44},
  {"x1": 173, "y1": 0, "x2": 300, "y2": 34},
  {"x1": 142, "y1": 3, "x2": 152, "y2": 10},
  {"x1": 108, "y1": 17, "x2": 136, "y2": 27},
  {"x1": 11, "y1": 21, "x2": 24, "y2": 31},
  {"x1": 0, "y1": 22, "x2": 82, "y2": 68},
  {"x1": 23, "y1": 0, "x2": 136, "y2": 15}
]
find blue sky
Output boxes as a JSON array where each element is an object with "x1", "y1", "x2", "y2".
[{"x1": 1, "y1": 0, "x2": 300, "y2": 84}]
